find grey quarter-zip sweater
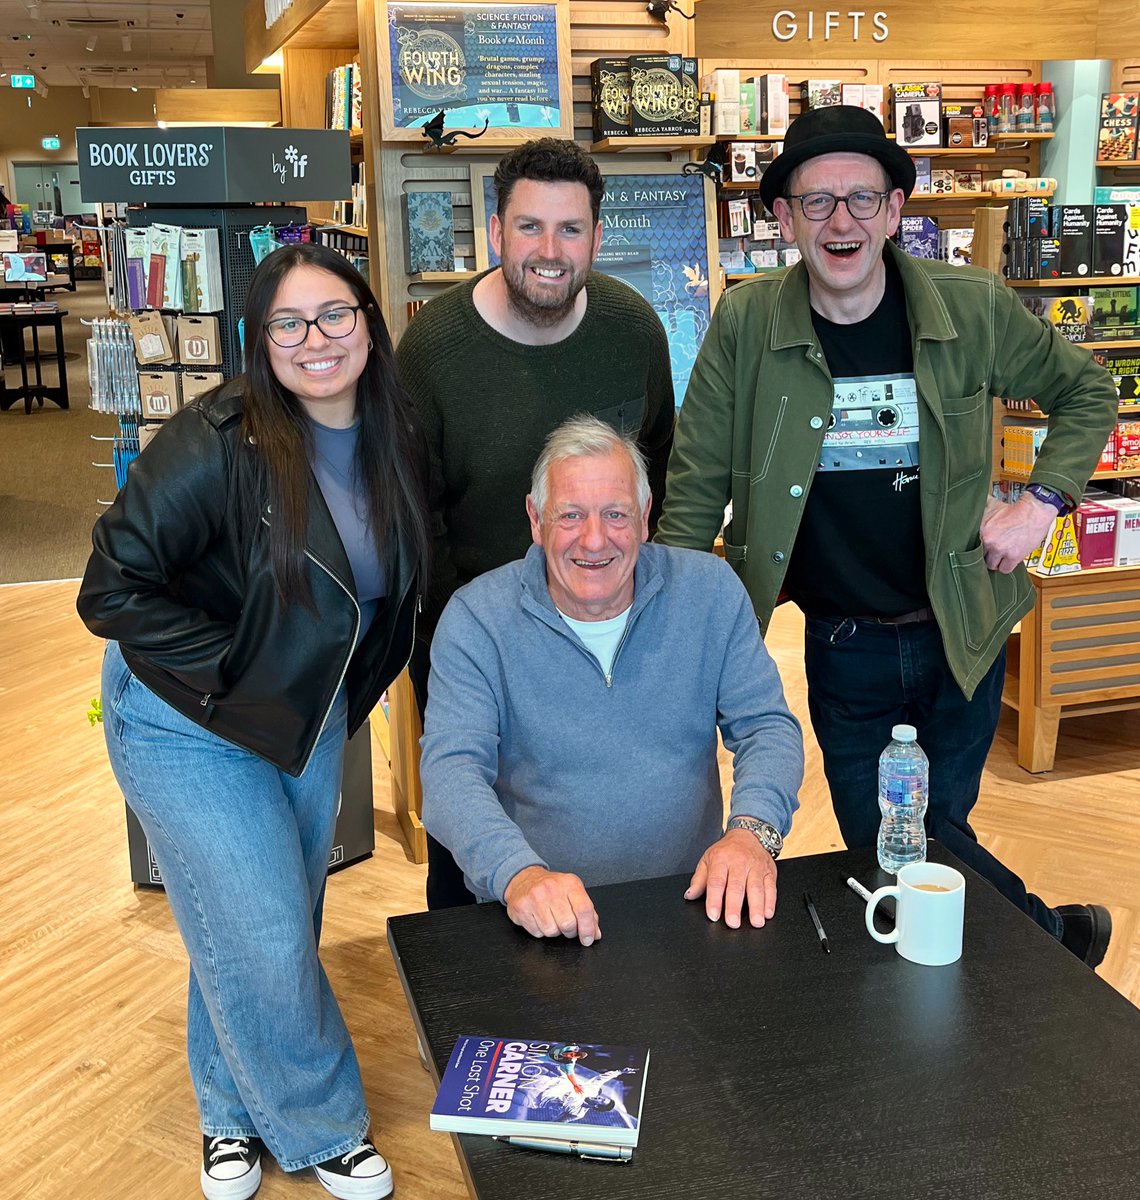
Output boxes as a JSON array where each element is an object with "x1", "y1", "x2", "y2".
[{"x1": 420, "y1": 542, "x2": 803, "y2": 903}]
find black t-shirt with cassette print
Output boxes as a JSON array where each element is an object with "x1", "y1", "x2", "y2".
[{"x1": 781, "y1": 256, "x2": 930, "y2": 618}]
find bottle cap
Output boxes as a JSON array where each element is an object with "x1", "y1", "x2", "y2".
[{"x1": 892, "y1": 724, "x2": 917, "y2": 742}]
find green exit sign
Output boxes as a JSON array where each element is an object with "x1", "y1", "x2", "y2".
[
  {"x1": 10, "y1": 75, "x2": 36, "y2": 89},
  {"x1": 41, "y1": 136, "x2": 61, "y2": 150}
]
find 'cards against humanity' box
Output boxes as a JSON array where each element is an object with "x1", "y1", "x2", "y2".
[
  {"x1": 1093, "y1": 203, "x2": 1140, "y2": 276},
  {"x1": 1057, "y1": 205, "x2": 1094, "y2": 277},
  {"x1": 590, "y1": 58, "x2": 630, "y2": 139}
]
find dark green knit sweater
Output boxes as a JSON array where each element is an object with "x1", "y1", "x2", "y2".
[{"x1": 397, "y1": 270, "x2": 675, "y2": 628}]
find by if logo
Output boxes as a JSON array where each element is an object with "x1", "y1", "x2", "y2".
[{"x1": 272, "y1": 145, "x2": 309, "y2": 184}]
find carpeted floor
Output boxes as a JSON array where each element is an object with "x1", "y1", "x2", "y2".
[{"x1": 1, "y1": 280, "x2": 115, "y2": 583}]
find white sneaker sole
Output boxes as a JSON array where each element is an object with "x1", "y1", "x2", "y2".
[
  {"x1": 313, "y1": 1160, "x2": 394, "y2": 1200},
  {"x1": 200, "y1": 1158, "x2": 262, "y2": 1200}
]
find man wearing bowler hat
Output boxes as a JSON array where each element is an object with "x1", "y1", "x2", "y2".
[{"x1": 656, "y1": 105, "x2": 1119, "y2": 967}]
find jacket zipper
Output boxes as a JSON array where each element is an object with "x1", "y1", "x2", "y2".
[{"x1": 297, "y1": 548, "x2": 360, "y2": 775}]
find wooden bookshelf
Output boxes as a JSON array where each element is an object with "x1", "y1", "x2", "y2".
[
  {"x1": 593, "y1": 136, "x2": 715, "y2": 153},
  {"x1": 1008, "y1": 277, "x2": 1140, "y2": 289}
]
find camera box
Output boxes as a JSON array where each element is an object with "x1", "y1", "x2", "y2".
[
  {"x1": 942, "y1": 103, "x2": 985, "y2": 148},
  {"x1": 590, "y1": 58, "x2": 630, "y2": 140},
  {"x1": 799, "y1": 79, "x2": 841, "y2": 109},
  {"x1": 752, "y1": 73, "x2": 788, "y2": 135},
  {"x1": 1074, "y1": 502, "x2": 1119, "y2": 569},
  {"x1": 892, "y1": 82, "x2": 942, "y2": 147},
  {"x1": 1100, "y1": 497, "x2": 1140, "y2": 564},
  {"x1": 138, "y1": 370, "x2": 180, "y2": 421},
  {"x1": 175, "y1": 315, "x2": 221, "y2": 367},
  {"x1": 898, "y1": 215, "x2": 939, "y2": 260}
]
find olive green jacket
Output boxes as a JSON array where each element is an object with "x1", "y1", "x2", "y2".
[{"x1": 656, "y1": 241, "x2": 1118, "y2": 699}]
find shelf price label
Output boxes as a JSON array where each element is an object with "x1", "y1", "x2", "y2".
[
  {"x1": 10, "y1": 75, "x2": 36, "y2": 89},
  {"x1": 41, "y1": 135, "x2": 61, "y2": 151}
]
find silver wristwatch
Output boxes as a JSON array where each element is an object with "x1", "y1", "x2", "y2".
[{"x1": 726, "y1": 816, "x2": 783, "y2": 860}]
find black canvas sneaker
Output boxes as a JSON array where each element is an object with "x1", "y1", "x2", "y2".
[
  {"x1": 313, "y1": 1136, "x2": 394, "y2": 1199},
  {"x1": 200, "y1": 1134, "x2": 264, "y2": 1200}
]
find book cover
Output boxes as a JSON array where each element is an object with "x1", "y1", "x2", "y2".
[
  {"x1": 430, "y1": 1037, "x2": 649, "y2": 1147},
  {"x1": 590, "y1": 58, "x2": 630, "y2": 140},
  {"x1": 1098, "y1": 93, "x2": 1139, "y2": 162},
  {"x1": 404, "y1": 192, "x2": 455, "y2": 273},
  {"x1": 628, "y1": 55, "x2": 687, "y2": 138}
]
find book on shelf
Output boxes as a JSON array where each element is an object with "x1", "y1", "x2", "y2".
[
  {"x1": 1097, "y1": 93, "x2": 1139, "y2": 163},
  {"x1": 430, "y1": 1036, "x2": 650, "y2": 1149}
]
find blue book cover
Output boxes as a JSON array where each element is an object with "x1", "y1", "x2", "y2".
[{"x1": 430, "y1": 1036, "x2": 650, "y2": 1147}]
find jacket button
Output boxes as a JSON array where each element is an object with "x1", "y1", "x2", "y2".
[
  {"x1": 810, "y1": 416, "x2": 824, "y2": 429},
  {"x1": 772, "y1": 551, "x2": 785, "y2": 563},
  {"x1": 789, "y1": 485, "x2": 803, "y2": 498}
]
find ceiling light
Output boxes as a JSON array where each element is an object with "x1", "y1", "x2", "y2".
[
  {"x1": 131, "y1": 85, "x2": 138, "y2": 92},
  {"x1": 86, "y1": 35, "x2": 97, "y2": 52}
]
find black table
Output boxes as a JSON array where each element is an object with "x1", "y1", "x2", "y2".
[
  {"x1": 0, "y1": 309, "x2": 69, "y2": 414},
  {"x1": 387, "y1": 846, "x2": 1140, "y2": 1200}
]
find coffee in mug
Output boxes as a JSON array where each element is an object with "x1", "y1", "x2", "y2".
[{"x1": 865, "y1": 862, "x2": 965, "y2": 966}]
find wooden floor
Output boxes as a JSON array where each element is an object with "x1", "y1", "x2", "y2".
[{"x1": 2, "y1": 580, "x2": 1137, "y2": 1199}]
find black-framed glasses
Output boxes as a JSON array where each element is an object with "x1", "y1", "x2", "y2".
[
  {"x1": 265, "y1": 305, "x2": 361, "y2": 348},
  {"x1": 786, "y1": 191, "x2": 891, "y2": 221}
]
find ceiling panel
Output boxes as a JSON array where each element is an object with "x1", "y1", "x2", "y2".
[{"x1": 0, "y1": 0, "x2": 212, "y2": 89}]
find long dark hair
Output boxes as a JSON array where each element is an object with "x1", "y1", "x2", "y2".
[{"x1": 239, "y1": 242, "x2": 430, "y2": 607}]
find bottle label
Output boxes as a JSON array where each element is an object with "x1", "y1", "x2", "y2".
[{"x1": 885, "y1": 779, "x2": 922, "y2": 807}]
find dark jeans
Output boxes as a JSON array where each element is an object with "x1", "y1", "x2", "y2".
[
  {"x1": 409, "y1": 635, "x2": 477, "y2": 910},
  {"x1": 803, "y1": 614, "x2": 1063, "y2": 939}
]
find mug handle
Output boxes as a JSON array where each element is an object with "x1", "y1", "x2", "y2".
[{"x1": 866, "y1": 885, "x2": 901, "y2": 944}]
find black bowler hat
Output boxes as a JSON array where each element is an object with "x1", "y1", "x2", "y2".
[{"x1": 759, "y1": 104, "x2": 916, "y2": 212}]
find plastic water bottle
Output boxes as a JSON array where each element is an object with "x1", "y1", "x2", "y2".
[{"x1": 877, "y1": 724, "x2": 929, "y2": 874}]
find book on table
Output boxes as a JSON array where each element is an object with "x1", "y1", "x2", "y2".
[{"x1": 430, "y1": 1035, "x2": 650, "y2": 1149}]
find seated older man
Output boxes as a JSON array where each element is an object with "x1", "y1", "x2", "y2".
[{"x1": 420, "y1": 415, "x2": 803, "y2": 945}]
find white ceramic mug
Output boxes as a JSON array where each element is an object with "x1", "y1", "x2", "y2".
[{"x1": 865, "y1": 862, "x2": 965, "y2": 966}]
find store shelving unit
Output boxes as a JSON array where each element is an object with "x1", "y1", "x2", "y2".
[{"x1": 1000, "y1": 268, "x2": 1140, "y2": 771}]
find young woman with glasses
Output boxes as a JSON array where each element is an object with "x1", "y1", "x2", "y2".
[{"x1": 78, "y1": 242, "x2": 430, "y2": 1200}]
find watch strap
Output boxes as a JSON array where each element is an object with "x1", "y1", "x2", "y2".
[
  {"x1": 1026, "y1": 483, "x2": 1073, "y2": 515},
  {"x1": 726, "y1": 816, "x2": 783, "y2": 859}
]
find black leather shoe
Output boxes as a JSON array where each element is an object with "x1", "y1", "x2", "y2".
[{"x1": 1057, "y1": 904, "x2": 1112, "y2": 969}]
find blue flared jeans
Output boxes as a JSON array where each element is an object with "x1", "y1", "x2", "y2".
[
  {"x1": 101, "y1": 641, "x2": 371, "y2": 1171},
  {"x1": 802, "y1": 615, "x2": 1063, "y2": 939}
]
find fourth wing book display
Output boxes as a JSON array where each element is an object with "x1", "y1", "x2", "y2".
[{"x1": 431, "y1": 1036, "x2": 650, "y2": 1149}]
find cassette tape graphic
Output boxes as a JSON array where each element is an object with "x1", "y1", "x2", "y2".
[{"x1": 819, "y1": 375, "x2": 920, "y2": 472}]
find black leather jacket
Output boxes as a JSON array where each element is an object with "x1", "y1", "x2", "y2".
[{"x1": 77, "y1": 383, "x2": 422, "y2": 776}]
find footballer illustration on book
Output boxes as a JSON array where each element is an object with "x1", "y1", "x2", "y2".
[{"x1": 430, "y1": 1036, "x2": 650, "y2": 1147}]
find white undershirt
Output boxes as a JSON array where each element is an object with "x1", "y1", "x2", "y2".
[{"x1": 557, "y1": 605, "x2": 632, "y2": 680}]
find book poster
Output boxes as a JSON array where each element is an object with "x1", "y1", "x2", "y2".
[
  {"x1": 385, "y1": 2, "x2": 569, "y2": 138},
  {"x1": 474, "y1": 167, "x2": 719, "y2": 402}
]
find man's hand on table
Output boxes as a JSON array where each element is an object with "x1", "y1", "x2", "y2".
[
  {"x1": 685, "y1": 828, "x2": 777, "y2": 929},
  {"x1": 504, "y1": 865, "x2": 601, "y2": 946}
]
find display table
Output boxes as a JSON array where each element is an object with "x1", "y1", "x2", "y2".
[
  {"x1": 1003, "y1": 564, "x2": 1140, "y2": 771},
  {"x1": 0, "y1": 310, "x2": 69, "y2": 414},
  {"x1": 388, "y1": 846, "x2": 1140, "y2": 1200}
]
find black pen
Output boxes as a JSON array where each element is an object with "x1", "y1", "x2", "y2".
[
  {"x1": 493, "y1": 1135, "x2": 632, "y2": 1162},
  {"x1": 803, "y1": 891, "x2": 829, "y2": 953}
]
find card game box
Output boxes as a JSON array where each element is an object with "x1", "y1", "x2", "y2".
[
  {"x1": 1092, "y1": 204, "x2": 1140, "y2": 276},
  {"x1": 1057, "y1": 205, "x2": 1094, "y2": 277},
  {"x1": 1073, "y1": 503, "x2": 1119, "y2": 570}
]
